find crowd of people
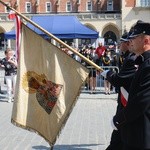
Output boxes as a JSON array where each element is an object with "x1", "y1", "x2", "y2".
[{"x1": 61, "y1": 40, "x2": 124, "y2": 94}]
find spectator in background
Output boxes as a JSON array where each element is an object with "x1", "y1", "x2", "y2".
[
  {"x1": 88, "y1": 46, "x2": 97, "y2": 94},
  {"x1": 102, "y1": 49, "x2": 112, "y2": 94},
  {"x1": 80, "y1": 45, "x2": 91, "y2": 90},
  {"x1": 74, "y1": 48, "x2": 81, "y2": 63},
  {"x1": 80, "y1": 45, "x2": 98, "y2": 93},
  {"x1": 118, "y1": 51, "x2": 124, "y2": 69},
  {"x1": 0, "y1": 48, "x2": 17, "y2": 103},
  {"x1": 95, "y1": 42, "x2": 106, "y2": 66}
]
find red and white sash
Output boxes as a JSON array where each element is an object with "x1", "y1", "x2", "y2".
[
  {"x1": 120, "y1": 87, "x2": 128, "y2": 107},
  {"x1": 8, "y1": 11, "x2": 21, "y2": 61}
]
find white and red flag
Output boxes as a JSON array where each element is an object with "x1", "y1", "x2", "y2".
[
  {"x1": 8, "y1": 10, "x2": 21, "y2": 61},
  {"x1": 8, "y1": 10, "x2": 16, "y2": 20}
]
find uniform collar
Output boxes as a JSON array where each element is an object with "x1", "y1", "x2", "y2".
[
  {"x1": 142, "y1": 50, "x2": 150, "y2": 60},
  {"x1": 135, "y1": 50, "x2": 150, "y2": 65}
]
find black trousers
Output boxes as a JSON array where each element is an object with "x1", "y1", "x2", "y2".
[
  {"x1": 123, "y1": 145, "x2": 150, "y2": 150},
  {"x1": 105, "y1": 130, "x2": 122, "y2": 150},
  {"x1": 106, "y1": 129, "x2": 150, "y2": 150}
]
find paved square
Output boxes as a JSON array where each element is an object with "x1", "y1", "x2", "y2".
[{"x1": 0, "y1": 92, "x2": 117, "y2": 150}]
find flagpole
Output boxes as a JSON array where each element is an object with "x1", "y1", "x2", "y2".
[{"x1": 0, "y1": 0, "x2": 103, "y2": 72}]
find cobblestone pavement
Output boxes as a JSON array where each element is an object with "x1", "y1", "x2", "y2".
[{"x1": 0, "y1": 90, "x2": 117, "y2": 150}]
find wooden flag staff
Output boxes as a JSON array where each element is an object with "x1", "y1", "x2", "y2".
[{"x1": 0, "y1": 0, "x2": 103, "y2": 72}]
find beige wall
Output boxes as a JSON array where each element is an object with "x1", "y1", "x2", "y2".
[
  {"x1": 122, "y1": 0, "x2": 150, "y2": 33},
  {"x1": 0, "y1": 21, "x2": 14, "y2": 32},
  {"x1": 81, "y1": 19, "x2": 122, "y2": 42}
]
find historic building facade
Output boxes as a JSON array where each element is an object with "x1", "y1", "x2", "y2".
[{"x1": 0, "y1": 0, "x2": 150, "y2": 49}]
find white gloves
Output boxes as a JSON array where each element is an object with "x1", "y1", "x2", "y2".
[
  {"x1": 111, "y1": 119, "x2": 118, "y2": 130},
  {"x1": 101, "y1": 70, "x2": 109, "y2": 78}
]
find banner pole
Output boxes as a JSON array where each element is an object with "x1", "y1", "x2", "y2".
[{"x1": 0, "y1": 0, "x2": 103, "y2": 72}]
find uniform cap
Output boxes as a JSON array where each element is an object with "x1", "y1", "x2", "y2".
[
  {"x1": 120, "y1": 32, "x2": 129, "y2": 42},
  {"x1": 129, "y1": 20, "x2": 150, "y2": 38}
]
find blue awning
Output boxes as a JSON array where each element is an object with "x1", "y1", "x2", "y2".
[
  {"x1": 4, "y1": 30, "x2": 15, "y2": 39},
  {"x1": 4, "y1": 15, "x2": 99, "y2": 39}
]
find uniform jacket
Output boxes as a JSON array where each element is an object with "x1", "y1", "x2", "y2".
[
  {"x1": 107, "y1": 51, "x2": 136, "y2": 110},
  {"x1": 113, "y1": 50, "x2": 150, "y2": 149}
]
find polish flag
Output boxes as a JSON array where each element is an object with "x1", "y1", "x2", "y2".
[
  {"x1": 8, "y1": 11, "x2": 21, "y2": 61},
  {"x1": 8, "y1": 10, "x2": 16, "y2": 20},
  {"x1": 120, "y1": 87, "x2": 128, "y2": 107}
]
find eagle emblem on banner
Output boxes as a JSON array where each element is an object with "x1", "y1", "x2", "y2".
[{"x1": 22, "y1": 71, "x2": 63, "y2": 114}]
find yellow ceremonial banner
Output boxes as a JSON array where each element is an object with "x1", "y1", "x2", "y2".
[{"x1": 11, "y1": 24, "x2": 89, "y2": 146}]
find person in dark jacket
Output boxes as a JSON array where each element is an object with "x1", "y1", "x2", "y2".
[
  {"x1": 102, "y1": 49, "x2": 112, "y2": 95},
  {"x1": 113, "y1": 20, "x2": 150, "y2": 150},
  {"x1": 101, "y1": 31, "x2": 137, "y2": 150},
  {"x1": 0, "y1": 48, "x2": 17, "y2": 103}
]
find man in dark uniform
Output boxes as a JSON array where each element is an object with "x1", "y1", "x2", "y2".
[
  {"x1": 112, "y1": 21, "x2": 150, "y2": 150},
  {"x1": 101, "y1": 32, "x2": 137, "y2": 150}
]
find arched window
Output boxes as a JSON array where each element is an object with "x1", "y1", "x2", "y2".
[{"x1": 104, "y1": 31, "x2": 117, "y2": 45}]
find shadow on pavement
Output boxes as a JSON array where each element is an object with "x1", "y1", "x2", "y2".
[
  {"x1": 32, "y1": 144, "x2": 102, "y2": 150},
  {"x1": 32, "y1": 145, "x2": 50, "y2": 150},
  {"x1": 0, "y1": 93, "x2": 8, "y2": 102}
]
